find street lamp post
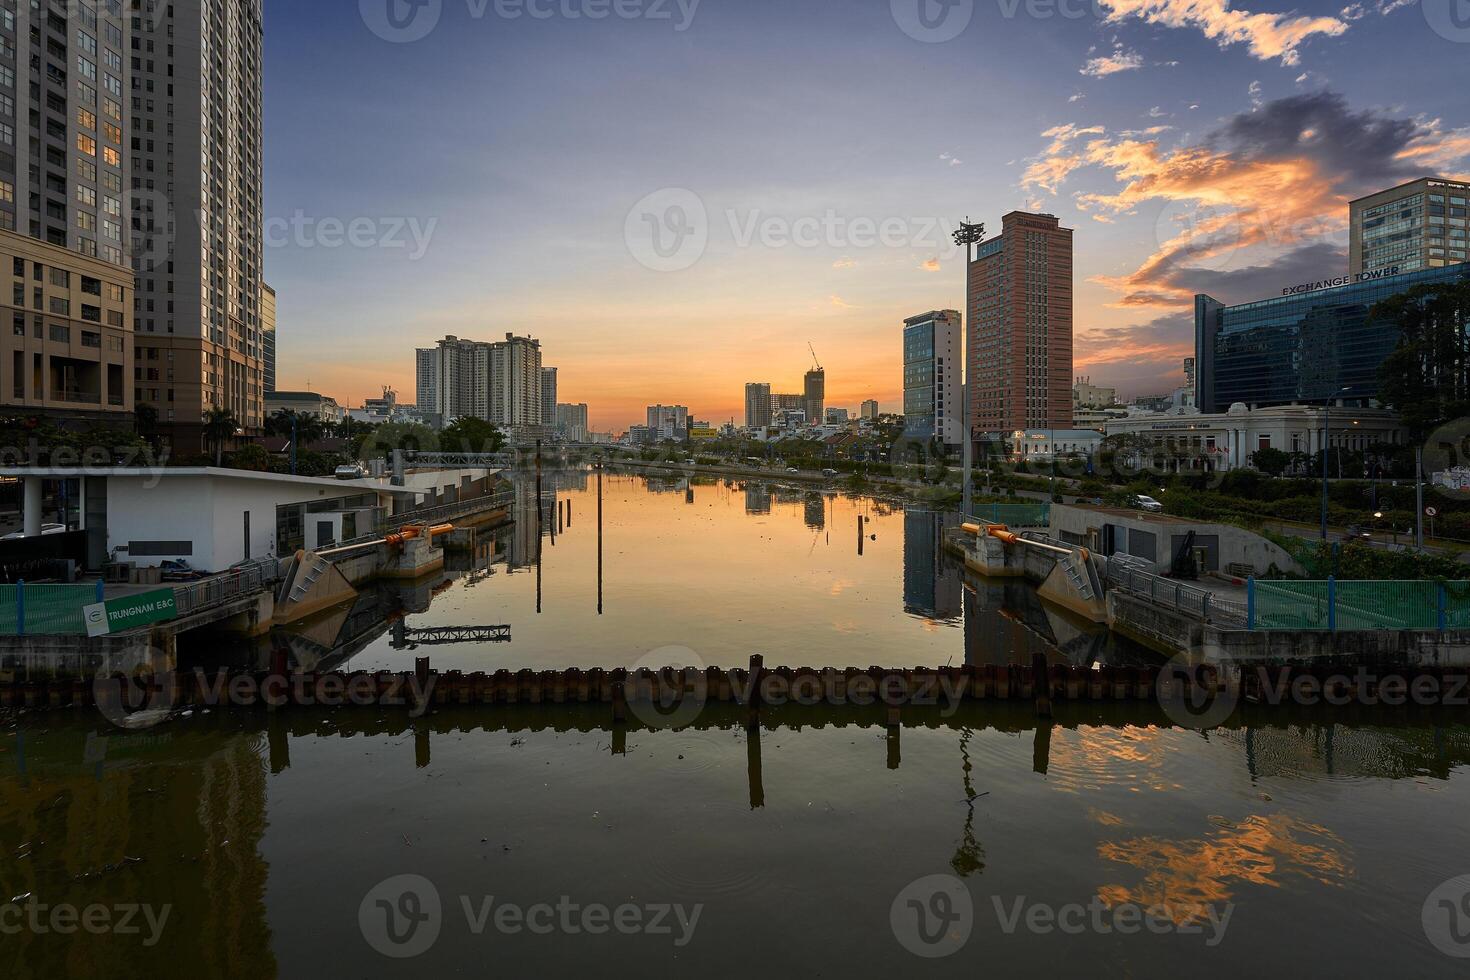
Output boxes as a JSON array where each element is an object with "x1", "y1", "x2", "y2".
[{"x1": 1320, "y1": 386, "x2": 1351, "y2": 542}]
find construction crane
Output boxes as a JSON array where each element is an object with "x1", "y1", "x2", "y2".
[{"x1": 808, "y1": 342, "x2": 823, "y2": 372}]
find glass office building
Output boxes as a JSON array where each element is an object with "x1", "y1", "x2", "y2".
[{"x1": 1195, "y1": 263, "x2": 1470, "y2": 412}]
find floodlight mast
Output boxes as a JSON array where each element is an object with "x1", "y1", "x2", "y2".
[{"x1": 953, "y1": 218, "x2": 987, "y2": 519}]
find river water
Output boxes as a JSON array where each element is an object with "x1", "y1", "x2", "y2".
[{"x1": 4, "y1": 471, "x2": 1470, "y2": 977}]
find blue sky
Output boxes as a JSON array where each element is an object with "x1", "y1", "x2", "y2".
[{"x1": 263, "y1": 0, "x2": 1470, "y2": 431}]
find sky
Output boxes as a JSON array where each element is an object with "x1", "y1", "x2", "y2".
[{"x1": 262, "y1": 0, "x2": 1470, "y2": 433}]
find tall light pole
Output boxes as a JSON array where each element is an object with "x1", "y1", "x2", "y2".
[
  {"x1": 1320, "y1": 385, "x2": 1351, "y2": 541},
  {"x1": 954, "y1": 218, "x2": 986, "y2": 519}
]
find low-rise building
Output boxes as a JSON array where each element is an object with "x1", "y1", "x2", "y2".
[
  {"x1": 266, "y1": 390, "x2": 346, "y2": 425},
  {"x1": 1008, "y1": 429, "x2": 1103, "y2": 460},
  {"x1": 1102, "y1": 403, "x2": 1406, "y2": 473}
]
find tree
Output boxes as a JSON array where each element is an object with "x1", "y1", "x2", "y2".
[
  {"x1": 1250, "y1": 446, "x2": 1291, "y2": 477},
  {"x1": 265, "y1": 409, "x2": 325, "y2": 446},
  {"x1": 230, "y1": 443, "x2": 271, "y2": 472},
  {"x1": 202, "y1": 407, "x2": 238, "y2": 466},
  {"x1": 1373, "y1": 280, "x2": 1470, "y2": 440},
  {"x1": 440, "y1": 417, "x2": 505, "y2": 454}
]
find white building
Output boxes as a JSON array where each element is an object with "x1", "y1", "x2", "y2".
[
  {"x1": 1103, "y1": 403, "x2": 1406, "y2": 473},
  {"x1": 265, "y1": 391, "x2": 345, "y2": 424},
  {"x1": 1, "y1": 466, "x2": 498, "y2": 571},
  {"x1": 416, "y1": 334, "x2": 543, "y2": 426},
  {"x1": 646, "y1": 405, "x2": 689, "y2": 441},
  {"x1": 1008, "y1": 429, "x2": 1103, "y2": 460}
]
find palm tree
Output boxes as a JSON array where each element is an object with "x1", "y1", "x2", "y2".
[{"x1": 203, "y1": 407, "x2": 238, "y2": 466}]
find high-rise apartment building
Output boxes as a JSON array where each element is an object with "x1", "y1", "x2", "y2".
[
  {"x1": 555, "y1": 402, "x2": 588, "y2": 442},
  {"x1": 1350, "y1": 177, "x2": 1470, "y2": 277},
  {"x1": 489, "y1": 333, "x2": 541, "y2": 428},
  {"x1": 646, "y1": 404, "x2": 688, "y2": 441},
  {"x1": 540, "y1": 366, "x2": 557, "y2": 428},
  {"x1": 860, "y1": 399, "x2": 879, "y2": 420},
  {"x1": 0, "y1": 2, "x2": 136, "y2": 422},
  {"x1": 132, "y1": 0, "x2": 266, "y2": 451},
  {"x1": 968, "y1": 211, "x2": 1073, "y2": 435},
  {"x1": 261, "y1": 281, "x2": 275, "y2": 393},
  {"x1": 744, "y1": 382, "x2": 771, "y2": 427},
  {"x1": 416, "y1": 333, "x2": 543, "y2": 427},
  {"x1": 803, "y1": 369, "x2": 824, "y2": 427},
  {"x1": 902, "y1": 310, "x2": 962, "y2": 446}
]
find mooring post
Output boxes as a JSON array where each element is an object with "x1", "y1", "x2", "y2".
[
  {"x1": 886, "y1": 721, "x2": 900, "y2": 770},
  {"x1": 414, "y1": 725, "x2": 430, "y2": 769},
  {"x1": 1032, "y1": 651, "x2": 1053, "y2": 718},
  {"x1": 1033, "y1": 720, "x2": 1052, "y2": 775},
  {"x1": 746, "y1": 654, "x2": 764, "y2": 729},
  {"x1": 857, "y1": 515, "x2": 864, "y2": 556},
  {"x1": 612, "y1": 676, "x2": 627, "y2": 725},
  {"x1": 747, "y1": 723, "x2": 765, "y2": 809},
  {"x1": 415, "y1": 657, "x2": 430, "y2": 712}
]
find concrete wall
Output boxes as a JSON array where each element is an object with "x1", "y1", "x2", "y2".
[{"x1": 1050, "y1": 504, "x2": 1304, "y2": 576}]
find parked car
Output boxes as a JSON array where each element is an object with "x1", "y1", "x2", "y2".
[
  {"x1": 786, "y1": 467, "x2": 800, "y2": 474},
  {"x1": 821, "y1": 468, "x2": 839, "y2": 479},
  {"x1": 334, "y1": 463, "x2": 366, "y2": 480},
  {"x1": 159, "y1": 559, "x2": 206, "y2": 582},
  {"x1": 1132, "y1": 495, "x2": 1164, "y2": 513},
  {"x1": 1, "y1": 523, "x2": 66, "y2": 541}
]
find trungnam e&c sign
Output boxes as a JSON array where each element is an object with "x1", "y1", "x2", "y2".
[
  {"x1": 1282, "y1": 266, "x2": 1401, "y2": 296},
  {"x1": 84, "y1": 589, "x2": 179, "y2": 638}
]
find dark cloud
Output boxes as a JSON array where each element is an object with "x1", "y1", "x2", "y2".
[
  {"x1": 1208, "y1": 92, "x2": 1424, "y2": 191},
  {"x1": 1161, "y1": 242, "x2": 1348, "y2": 305}
]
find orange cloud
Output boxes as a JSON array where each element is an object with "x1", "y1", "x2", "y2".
[{"x1": 1098, "y1": 0, "x2": 1350, "y2": 66}]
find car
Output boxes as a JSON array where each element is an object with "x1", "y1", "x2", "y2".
[
  {"x1": 334, "y1": 463, "x2": 366, "y2": 480},
  {"x1": 1, "y1": 523, "x2": 67, "y2": 541},
  {"x1": 1344, "y1": 524, "x2": 1374, "y2": 540},
  {"x1": 1132, "y1": 495, "x2": 1164, "y2": 513},
  {"x1": 786, "y1": 467, "x2": 800, "y2": 474},
  {"x1": 159, "y1": 559, "x2": 206, "y2": 582},
  {"x1": 821, "y1": 468, "x2": 839, "y2": 478}
]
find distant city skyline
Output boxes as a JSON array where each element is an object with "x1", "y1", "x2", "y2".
[{"x1": 263, "y1": 1, "x2": 1470, "y2": 433}]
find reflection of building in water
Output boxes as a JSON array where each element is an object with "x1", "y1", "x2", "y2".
[
  {"x1": 1, "y1": 732, "x2": 275, "y2": 973},
  {"x1": 1215, "y1": 725, "x2": 1470, "y2": 782},
  {"x1": 804, "y1": 493, "x2": 826, "y2": 530},
  {"x1": 962, "y1": 575, "x2": 1145, "y2": 667},
  {"x1": 745, "y1": 483, "x2": 772, "y2": 515},
  {"x1": 509, "y1": 478, "x2": 542, "y2": 569},
  {"x1": 903, "y1": 510, "x2": 961, "y2": 619}
]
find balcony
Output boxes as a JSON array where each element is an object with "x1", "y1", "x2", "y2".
[{"x1": 55, "y1": 389, "x2": 101, "y2": 405}]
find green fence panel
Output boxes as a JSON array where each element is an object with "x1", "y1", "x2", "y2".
[
  {"x1": 1251, "y1": 579, "x2": 1468, "y2": 631},
  {"x1": 1446, "y1": 582, "x2": 1470, "y2": 630},
  {"x1": 970, "y1": 503, "x2": 1050, "y2": 527},
  {"x1": 1254, "y1": 580, "x2": 1331, "y2": 630},
  {"x1": 0, "y1": 583, "x2": 97, "y2": 635}
]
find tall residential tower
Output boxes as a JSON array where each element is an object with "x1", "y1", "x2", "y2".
[{"x1": 132, "y1": 0, "x2": 267, "y2": 451}]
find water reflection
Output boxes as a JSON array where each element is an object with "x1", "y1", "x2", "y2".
[
  {"x1": 183, "y1": 471, "x2": 1156, "y2": 676},
  {"x1": 3, "y1": 709, "x2": 1469, "y2": 976}
]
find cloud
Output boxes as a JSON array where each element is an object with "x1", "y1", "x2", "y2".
[
  {"x1": 828, "y1": 294, "x2": 857, "y2": 310},
  {"x1": 832, "y1": 257, "x2": 857, "y2": 269},
  {"x1": 1069, "y1": 92, "x2": 1085, "y2": 103},
  {"x1": 1022, "y1": 91, "x2": 1470, "y2": 314},
  {"x1": 940, "y1": 152, "x2": 963, "y2": 167},
  {"x1": 1148, "y1": 106, "x2": 1167, "y2": 118},
  {"x1": 1248, "y1": 80, "x2": 1263, "y2": 109},
  {"x1": 1096, "y1": 0, "x2": 1350, "y2": 66},
  {"x1": 921, "y1": 258, "x2": 941, "y2": 272},
  {"x1": 1081, "y1": 47, "x2": 1145, "y2": 77}
]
